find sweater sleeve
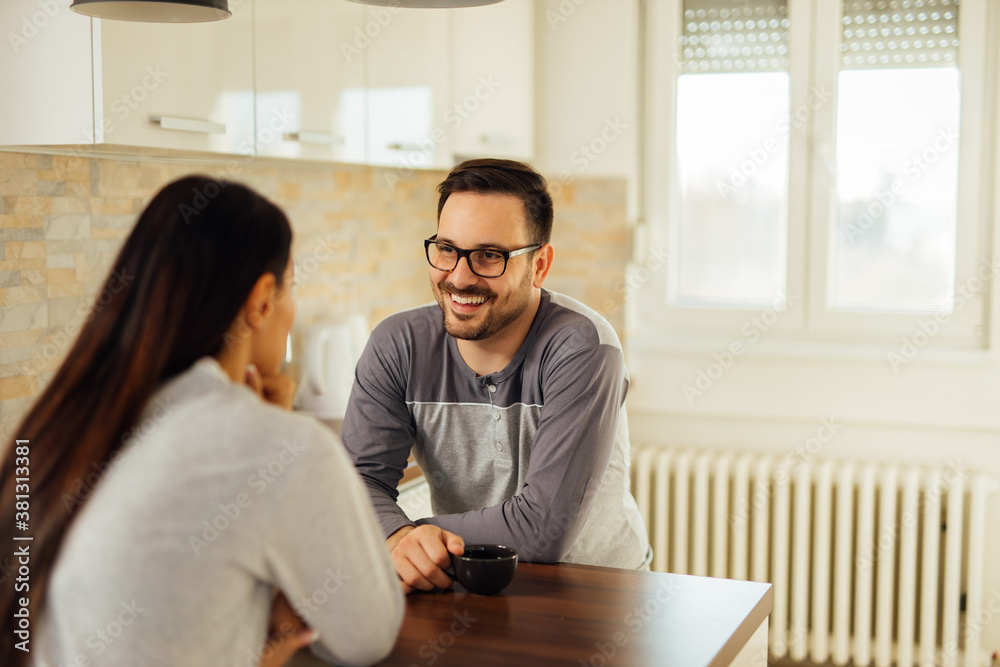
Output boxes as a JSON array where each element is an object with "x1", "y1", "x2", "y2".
[
  {"x1": 339, "y1": 324, "x2": 418, "y2": 540},
  {"x1": 262, "y1": 420, "x2": 404, "y2": 666},
  {"x1": 418, "y1": 343, "x2": 628, "y2": 562}
]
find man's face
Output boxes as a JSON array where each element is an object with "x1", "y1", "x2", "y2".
[{"x1": 430, "y1": 191, "x2": 538, "y2": 342}]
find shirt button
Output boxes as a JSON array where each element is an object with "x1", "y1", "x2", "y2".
[
  {"x1": 494, "y1": 412, "x2": 501, "y2": 421},
  {"x1": 488, "y1": 384, "x2": 497, "y2": 393},
  {"x1": 495, "y1": 442, "x2": 503, "y2": 451}
]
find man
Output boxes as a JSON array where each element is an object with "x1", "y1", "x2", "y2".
[{"x1": 341, "y1": 159, "x2": 650, "y2": 593}]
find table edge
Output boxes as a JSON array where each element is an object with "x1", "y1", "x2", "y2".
[{"x1": 707, "y1": 583, "x2": 774, "y2": 667}]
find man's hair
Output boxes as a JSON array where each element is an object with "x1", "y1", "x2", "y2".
[{"x1": 436, "y1": 158, "x2": 554, "y2": 245}]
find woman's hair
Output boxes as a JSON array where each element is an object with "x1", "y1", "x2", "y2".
[
  {"x1": 437, "y1": 158, "x2": 554, "y2": 245},
  {"x1": 0, "y1": 175, "x2": 292, "y2": 665}
]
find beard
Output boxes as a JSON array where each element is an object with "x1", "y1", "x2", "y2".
[{"x1": 433, "y1": 265, "x2": 535, "y2": 342}]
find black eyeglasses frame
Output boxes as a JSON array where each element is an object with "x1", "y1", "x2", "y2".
[{"x1": 423, "y1": 236, "x2": 543, "y2": 278}]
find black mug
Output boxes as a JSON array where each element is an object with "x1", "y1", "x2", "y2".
[{"x1": 449, "y1": 544, "x2": 518, "y2": 595}]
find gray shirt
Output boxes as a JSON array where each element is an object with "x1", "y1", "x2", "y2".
[
  {"x1": 341, "y1": 290, "x2": 650, "y2": 569},
  {"x1": 35, "y1": 357, "x2": 403, "y2": 667}
]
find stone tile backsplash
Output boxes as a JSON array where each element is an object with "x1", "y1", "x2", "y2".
[{"x1": 0, "y1": 150, "x2": 628, "y2": 442}]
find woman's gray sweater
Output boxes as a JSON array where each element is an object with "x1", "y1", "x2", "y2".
[{"x1": 34, "y1": 357, "x2": 403, "y2": 667}]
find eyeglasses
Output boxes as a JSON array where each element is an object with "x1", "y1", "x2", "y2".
[{"x1": 424, "y1": 236, "x2": 542, "y2": 278}]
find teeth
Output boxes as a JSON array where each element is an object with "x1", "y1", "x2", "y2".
[{"x1": 451, "y1": 294, "x2": 487, "y2": 305}]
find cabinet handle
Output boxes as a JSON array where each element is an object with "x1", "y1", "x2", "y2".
[
  {"x1": 386, "y1": 142, "x2": 423, "y2": 151},
  {"x1": 284, "y1": 131, "x2": 345, "y2": 146},
  {"x1": 150, "y1": 115, "x2": 226, "y2": 134}
]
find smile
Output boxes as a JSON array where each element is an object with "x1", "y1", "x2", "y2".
[{"x1": 450, "y1": 294, "x2": 488, "y2": 305}]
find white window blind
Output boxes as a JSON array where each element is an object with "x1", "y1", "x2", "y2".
[
  {"x1": 841, "y1": 0, "x2": 959, "y2": 69},
  {"x1": 680, "y1": 0, "x2": 790, "y2": 74}
]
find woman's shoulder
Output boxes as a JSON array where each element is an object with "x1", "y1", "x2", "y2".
[
  {"x1": 137, "y1": 360, "x2": 344, "y2": 468},
  {"x1": 227, "y1": 390, "x2": 344, "y2": 460}
]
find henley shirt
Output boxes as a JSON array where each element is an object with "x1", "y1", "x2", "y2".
[{"x1": 341, "y1": 289, "x2": 650, "y2": 569}]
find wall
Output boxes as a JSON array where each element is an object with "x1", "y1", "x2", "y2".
[
  {"x1": 534, "y1": 0, "x2": 640, "y2": 218},
  {"x1": 0, "y1": 149, "x2": 629, "y2": 444}
]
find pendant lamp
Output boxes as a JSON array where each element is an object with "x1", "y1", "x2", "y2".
[
  {"x1": 348, "y1": 0, "x2": 503, "y2": 7},
  {"x1": 70, "y1": 0, "x2": 231, "y2": 23}
]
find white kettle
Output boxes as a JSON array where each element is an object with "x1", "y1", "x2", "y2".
[{"x1": 294, "y1": 314, "x2": 370, "y2": 420}]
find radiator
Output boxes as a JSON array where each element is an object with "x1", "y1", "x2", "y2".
[{"x1": 630, "y1": 447, "x2": 998, "y2": 667}]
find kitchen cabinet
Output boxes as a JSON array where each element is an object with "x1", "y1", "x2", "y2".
[
  {"x1": 0, "y1": 0, "x2": 534, "y2": 166},
  {"x1": 0, "y1": 0, "x2": 95, "y2": 146},
  {"x1": 365, "y1": 8, "x2": 453, "y2": 170},
  {"x1": 254, "y1": 0, "x2": 366, "y2": 162},
  {"x1": 95, "y1": 0, "x2": 254, "y2": 154},
  {"x1": 363, "y1": 1, "x2": 535, "y2": 170},
  {"x1": 0, "y1": 0, "x2": 253, "y2": 154},
  {"x1": 451, "y1": 0, "x2": 534, "y2": 161}
]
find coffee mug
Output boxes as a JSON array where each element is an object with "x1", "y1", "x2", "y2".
[{"x1": 449, "y1": 544, "x2": 518, "y2": 595}]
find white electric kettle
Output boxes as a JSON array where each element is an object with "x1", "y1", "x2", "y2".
[{"x1": 294, "y1": 314, "x2": 370, "y2": 420}]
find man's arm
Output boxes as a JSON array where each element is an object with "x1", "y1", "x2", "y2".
[
  {"x1": 418, "y1": 343, "x2": 627, "y2": 562},
  {"x1": 340, "y1": 323, "x2": 465, "y2": 592},
  {"x1": 340, "y1": 325, "x2": 418, "y2": 541}
]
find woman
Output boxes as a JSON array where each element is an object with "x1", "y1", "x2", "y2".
[{"x1": 0, "y1": 176, "x2": 403, "y2": 666}]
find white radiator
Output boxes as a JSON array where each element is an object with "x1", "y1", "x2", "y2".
[{"x1": 630, "y1": 447, "x2": 998, "y2": 667}]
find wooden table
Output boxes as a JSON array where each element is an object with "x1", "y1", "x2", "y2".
[{"x1": 291, "y1": 562, "x2": 772, "y2": 666}]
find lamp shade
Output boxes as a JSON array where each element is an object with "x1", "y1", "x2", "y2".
[
  {"x1": 348, "y1": 0, "x2": 503, "y2": 7},
  {"x1": 70, "y1": 0, "x2": 231, "y2": 22}
]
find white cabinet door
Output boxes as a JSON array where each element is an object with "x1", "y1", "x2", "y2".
[
  {"x1": 451, "y1": 0, "x2": 534, "y2": 162},
  {"x1": 254, "y1": 0, "x2": 366, "y2": 162},
  {"x1": 365, "y1": 7, "x2": 452, "y2": 170},
  {"x1": 95, "y1": 0, "x2": 254, "y2": 154},
  {"x1": 0, "y1": 1, "x2": 95, "y2": 147}
]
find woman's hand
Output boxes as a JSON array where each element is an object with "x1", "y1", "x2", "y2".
[
  {"x1": 259, "y1": 592, "x2": 318, "y2": 667},
  {"x1": 245, "y1": 364, "x2": 297, "y2": 411}
]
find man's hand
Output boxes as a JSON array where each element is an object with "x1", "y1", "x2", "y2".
[{"x1": 387, "y1": 525, "x2": 465, "y2": 593}]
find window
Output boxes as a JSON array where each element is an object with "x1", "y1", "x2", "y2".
[
  {"x1": 832, "y1": 3, "x2": 960, "y2": 312},
  {"x1": 642, "y1": 0, "x2": 991, "y2": 344},
  {"x1": 676, "y1": 1, "x2": 790, "y2": 307}
]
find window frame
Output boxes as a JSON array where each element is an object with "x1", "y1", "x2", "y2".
[{"x1": 636, "y1": 0, "x2": 995, "y2": 350}]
